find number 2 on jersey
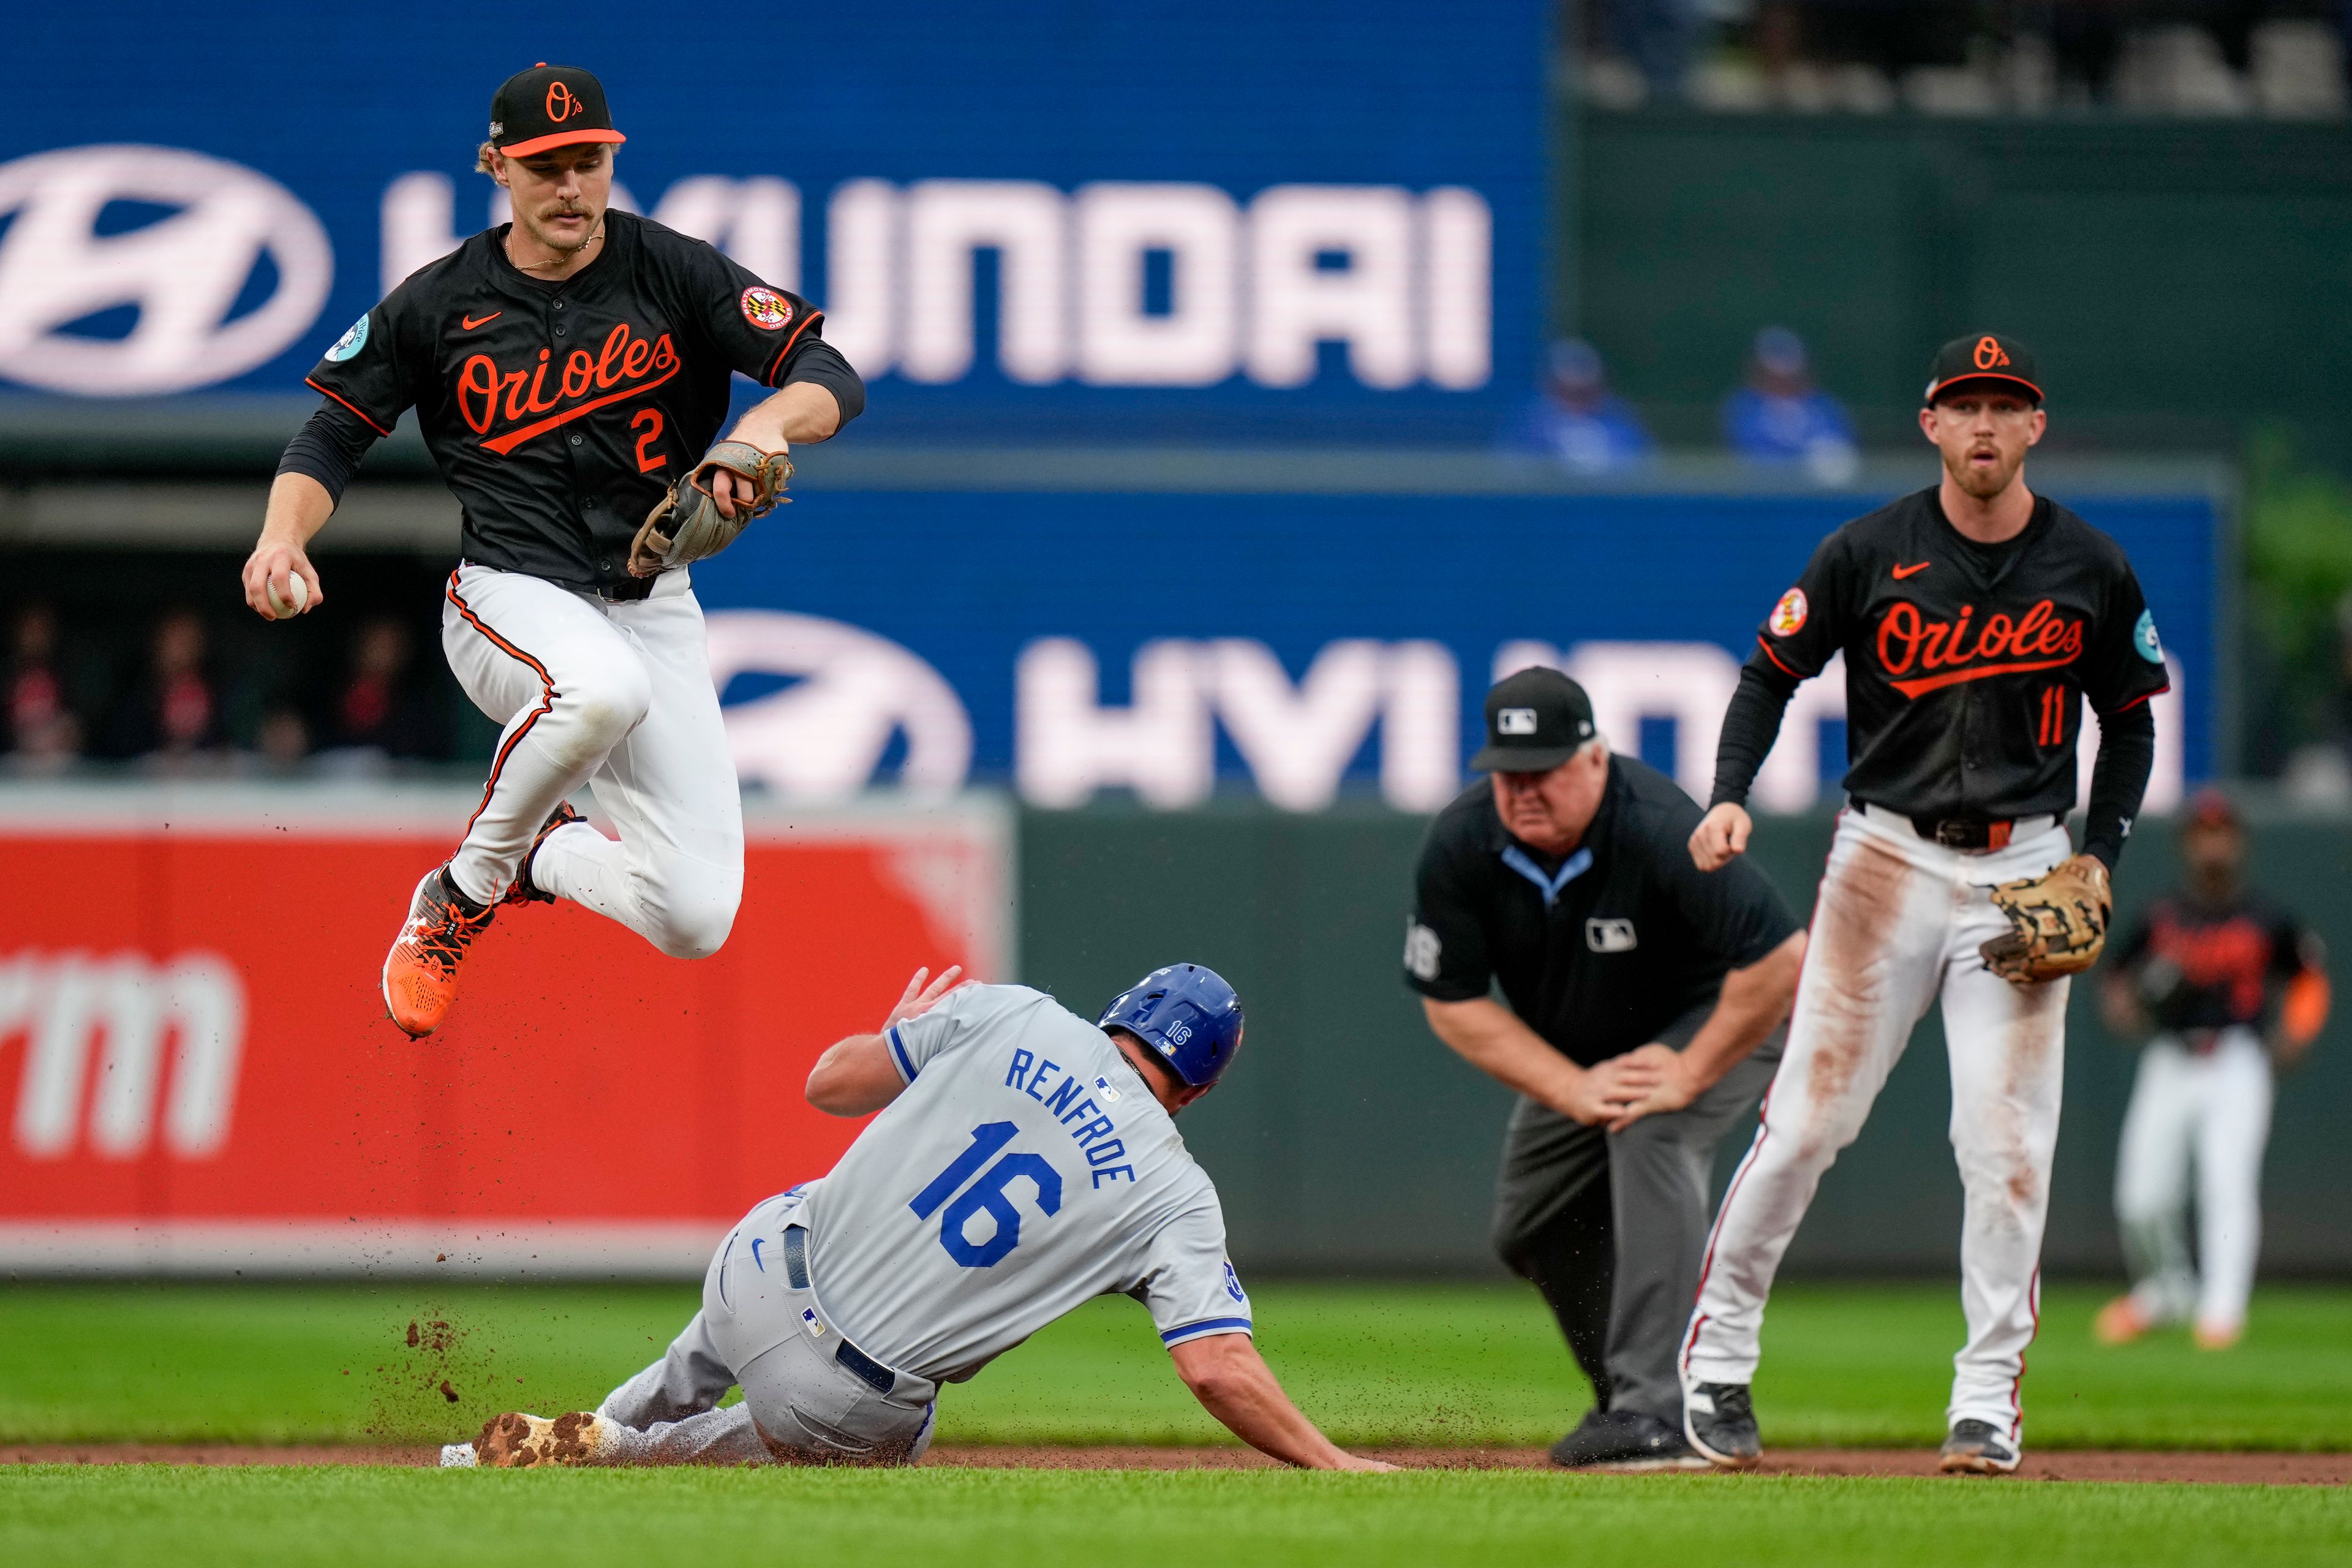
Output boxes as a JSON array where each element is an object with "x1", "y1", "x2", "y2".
[
  {"x1": 909, "y1": 1122, "x2": 1064, "y2": 1268},
  {"x1": 630, "y1": 407, "x2": 668, "y2": 473}
]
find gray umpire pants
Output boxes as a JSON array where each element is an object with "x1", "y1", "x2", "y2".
[{"x1": 1491, "y1": 1002, "x2": 1782, "y2": 1425}]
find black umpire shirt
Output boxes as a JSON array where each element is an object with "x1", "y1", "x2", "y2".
[
  {"x1": 1404, "y1": 757, "x2": 1800, "y2": 1067},
  {"x1": 282, "y1": 209, "x2": 863, "y2": 595}
]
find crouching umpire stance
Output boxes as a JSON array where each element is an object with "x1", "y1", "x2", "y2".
[{"x1": 1404, "y1": 668, "x2": 1804, "y2": 1468}]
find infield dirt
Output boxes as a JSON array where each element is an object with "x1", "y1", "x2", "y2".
[{"x1": 5, "y1": 1443, "x2": 2343, "y2": 1484}]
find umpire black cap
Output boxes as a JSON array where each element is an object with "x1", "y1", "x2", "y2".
[
  {"x1": 491, "y1": 64, "x2": 627, "y2": 158},
  {"x1": 1471, "y1": 667, "x2": 1598, "y2": 773},
  {"x1": 1923, "y1": 333, "x2": 2042, "y2": 406}
]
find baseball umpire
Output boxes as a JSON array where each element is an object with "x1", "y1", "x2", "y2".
[
  {"x1": 442, "y1": 963, "x2": 1388, "y2": 1472},
  {"x1": 1680, "y1": 334, "x2": 2168, "y2": 1475},
  {"x1": 1404, "y1": 668, "x2": 1804, "y2": 1468},
  {"x1": 241, "y1": 64, "x2": 862, "y2": 1037}
]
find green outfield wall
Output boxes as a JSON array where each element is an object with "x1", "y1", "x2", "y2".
[
  {"x1": 1568, "y1": 111, "x2": 2352, "y2": 456},
  {"x1": 1019, "y1": 804, "x2": 2352, "y2": 1278}
]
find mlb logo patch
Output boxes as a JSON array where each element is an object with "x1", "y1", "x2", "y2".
[
  {"x1": 800, "y1": 1308, "x2": 826, "y2": 1338},
  {"x1": 1586, "y1": 918, "x2": 1638, "y2": 954},
  {"x1": 1093, "y1": 1074, "x2": 1122, "y2": 1104},
  {"x1": 1498, "y1": 707, "x2": 1539, "y2": 735}
]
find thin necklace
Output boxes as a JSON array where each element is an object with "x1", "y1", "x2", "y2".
[{"x1": 507, "y1": 223, "x2": 603, "y2": 273}]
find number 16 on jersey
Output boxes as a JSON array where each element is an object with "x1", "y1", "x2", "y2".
[{"x1": 910, "y1": 1123, "x2": 1065, "y2": 1268}]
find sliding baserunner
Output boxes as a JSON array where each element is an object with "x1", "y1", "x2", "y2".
[{"x1": 443, "y1": 964, "x2": 1387, "y2": 1471}]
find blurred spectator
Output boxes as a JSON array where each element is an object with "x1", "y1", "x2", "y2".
[
  {"x1": 1602, "y1": 0, "x2": 1706, "y2": 99},
  {"x1": 4, "y1": 603, "x2": 82, "y2": 771},
  {"x1": 322, "y1": 617, "x2": 443, "y2": 762},
  {"x1": 1573, "y1": 1, "x2": 2351, "y2": 118},
  {"x1": 253, "y1": 705, "x2": 313, "y2": 777},
  {"x1": 1721, "y1": 326, "x2": 1860, "y2": 483},
  {"x1": 104, "y1": 608, "x2": 223, "y2": 765},
  {"x1": 1507, "y1": 339, "x2": 1656, "y2": 475}
]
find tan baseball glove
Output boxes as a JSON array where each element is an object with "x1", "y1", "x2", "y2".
[
  {"x1": 1980, "y1": 853, "x2": 2112, "y2": 982},
  {"x1": 628, "y1": 440, "x2": 793, "y2": 578}
]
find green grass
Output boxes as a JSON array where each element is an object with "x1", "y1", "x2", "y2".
[
  {"x1": 2, "y1": 1280, "x2": 2348, "y2": 1450},
  {"x1": 4, "y1": 1467, "x2": 2348, "y2": 1568}
]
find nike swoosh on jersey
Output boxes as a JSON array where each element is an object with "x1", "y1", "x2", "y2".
[
  {"x1": 1892, "y1": 560, "x2": 1931, "y2": 579},
  {"x1": 750, "y1": 1237, "x2": 766, "y2": 1272},
  {"x1": 461, "y1": 312, "x2": 502, "y2": 330}
]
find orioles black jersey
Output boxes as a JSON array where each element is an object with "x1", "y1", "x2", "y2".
[
  {"x1": 1738, "y1": 488, "x2": 2168, "y2": 822},
  {"x1": 303, "y1": 210, "x2": 850, "y2": 593},
  {"x1": 2113, "y1": 892, "x2": 2323, "y2": 1036}
]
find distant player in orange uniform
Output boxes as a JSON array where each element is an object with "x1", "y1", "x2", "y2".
[{"x1": 2096, "y1": 789, "x2": 2329, "y2": 1350}]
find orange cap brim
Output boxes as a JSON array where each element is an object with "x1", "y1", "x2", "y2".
[
  {"x1": 1926, "y1": 372, "x2": 2043, "y2": 405},
  {"x1": 496, "y1": 129, "x2": 627, "y2": 157}
]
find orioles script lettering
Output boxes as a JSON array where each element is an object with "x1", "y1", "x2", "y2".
[
  {"x1": 458, "y1": 322, "x2": 680, "y2": 455},
  {"x1": 1877, "y1": 598, "x2": 2085, "y2": 698}
]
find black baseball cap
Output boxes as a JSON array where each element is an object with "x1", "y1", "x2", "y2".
[
  {"x1": 1923, "y1": 333, "x2": 2042, "y2": 406},
  {"x1": 1471, "y1": 667, "x2": 1598, "y2": 773},
  {"x1": 490, "y1": 64, "x2": 626, "y2": 159}
]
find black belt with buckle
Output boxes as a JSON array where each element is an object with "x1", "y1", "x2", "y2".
[
  {"x1": 780, "y1": 1223, "x2": 899, "y2": 1395},
  {"x1": 594, "y1": 575, "x2": 655, "y2": 603},
  {"x1": 1907, "y1": 813, "x2": 2056, "y2": 850}
]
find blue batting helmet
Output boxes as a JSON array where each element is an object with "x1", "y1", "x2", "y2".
[{"x1": 1098, "y1": 964, "x2": 1245, "y2": 1088}]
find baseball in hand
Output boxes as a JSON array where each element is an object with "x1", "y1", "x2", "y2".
[{"x1": 266, "y1": 572, "x2": 311, "y2": 620}]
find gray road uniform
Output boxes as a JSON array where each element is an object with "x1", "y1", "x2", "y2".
[{"x1": 590, "y1": 983, "x2": 1253, "y2": 1464}]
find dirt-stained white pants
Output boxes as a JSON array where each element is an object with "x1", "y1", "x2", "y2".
[
  {"x1": 2113, "y1": 1029, "x2": 2273, "y2": 1337},
  {"x1": 1682, "y1": 804, "x2": 2073, "y2": 1443},
  {"x1": 439, "y1": 564, "x2": 742, "y2": 959}
]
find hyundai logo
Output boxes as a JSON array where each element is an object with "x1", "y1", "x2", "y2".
[{"x1": 0, "y1": 145, "x2": 333, "y2": 396}]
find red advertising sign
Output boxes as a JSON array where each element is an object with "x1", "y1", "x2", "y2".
[{"x1": 0, "y1": 788, "x2": 1009, "y2": 1274}]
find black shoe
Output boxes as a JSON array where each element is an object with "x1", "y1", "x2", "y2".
[
  {"x1": 1547, "y1": 1408, "x2": 1708, "y2": 1471},
  {"x1": 503, "y1": 801, "x2": 586, "y2": 907},
  {"x1": 1938, "y1": 1418, "x2": 2019, "y2": 1475},
  {"x1": 1682, "y1": 1382, "x2": 1760, "y2": 1470}
]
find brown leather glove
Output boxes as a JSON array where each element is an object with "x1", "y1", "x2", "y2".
[
  {"x1": 628, "y1": 440, "x2": 792, "y2": 578},
  {"x1": 1980, "y1": 853, "x2": 2112, "y2": 983}
]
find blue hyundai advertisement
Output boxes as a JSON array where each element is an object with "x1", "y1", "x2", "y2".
[
  {"x1": 0, "y1": 0, "x2": 1546, "y2": 442},
  {"x1": 690, "y1": 484, "x2": 2217, "y2": 813}
]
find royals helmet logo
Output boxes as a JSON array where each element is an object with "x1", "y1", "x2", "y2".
[{"x1": 1770, "y1": 587, "x2": 1807, "y2": 636}]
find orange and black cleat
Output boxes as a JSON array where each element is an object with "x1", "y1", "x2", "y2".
[
  {"x1": 503, "y1": 800, "x2": 587, "y2": 907},
  {"x1": 382, "y1": 867, "x2": 495, "y2": 1037}
]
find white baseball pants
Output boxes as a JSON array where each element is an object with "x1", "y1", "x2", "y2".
[
  {"x1": 1683, "y1": 804, "x2": 2073, "y2": 1442},
  {"x1": 2113, "y1": 1029, "x2": 2272, "y2": 1337},
  {"x1": 440, "y1": 564, "x2": 742, "y2": 959}
]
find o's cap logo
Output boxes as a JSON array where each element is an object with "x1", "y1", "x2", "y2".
[
  {"x1": 1974, "y1": 335, "x2": 2009, "y2": 369},
  {"x1": 2133, "y1": 609, "x2": 2163, "y2": 663},
  {"x1": 546, "y1": 81, "x2": 582, "y2": 121},
  {"x1": 1497, "y1": 707, "x2": 1538, "y2": 735},
  {"x1": 740, "y1": 286, "x2": 793, "y2": 331},
  {"x1": 1770, "y1": 587, "x2": 1808, "y2": 636}
]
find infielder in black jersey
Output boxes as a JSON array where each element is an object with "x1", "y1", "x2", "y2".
[
  {"x1": 2095, "y1": 789, "x2": 2329, "y2": 1352},
  {"x1": 1675, "y1": 334, "x2": 2167, "y2": 1476},
  {"x1": 239, "y1": 65, "x2": 864, "y2": 1038}
]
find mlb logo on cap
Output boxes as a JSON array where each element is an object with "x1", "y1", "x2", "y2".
[{"x1": 1472, "y1": 667, "x2": 1599, "y2": 773}]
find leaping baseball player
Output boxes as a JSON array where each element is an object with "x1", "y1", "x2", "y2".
[
  {"x1": 441, "y1": 963, "x2": 1388, "y2": 1471},
  {"x1": 241, "y1": 64, "x2": 861, "y2": 1036},
  {"x1": 1678, "y1": 335, "x2": 2168, "y2": 1475}
]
